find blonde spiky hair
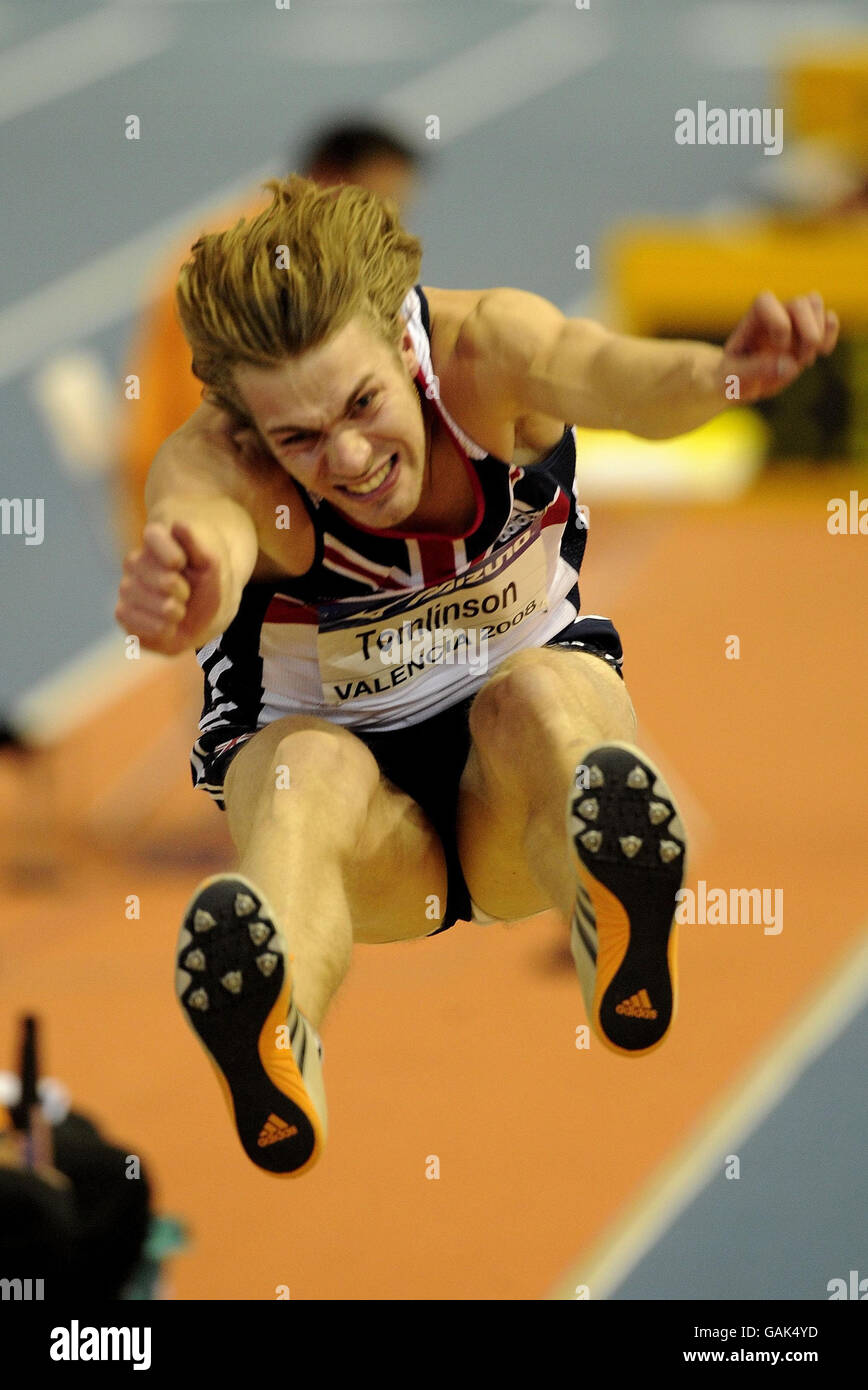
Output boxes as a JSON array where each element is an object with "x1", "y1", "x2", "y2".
[{"x1": 175, "y1": 174, "x2": 423, "y2": 423}]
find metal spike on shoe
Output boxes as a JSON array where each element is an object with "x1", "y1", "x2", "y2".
[
  {"x1": 256, "y1": 953, "x2": 278, "y2": 977},
  {"x1": 221, "y1": 970, "x2": 243, "y2": 994},
  {"x1": 248, "y1": 921, "x2": 270, "y2": 946},
  {"x1": 194, "y1": 910, "x2": 217, "y2": 933},
  {"x1": 185, "y1": 949, "x2": 206, "y2": 971},
  {"x1": 588, "y1": 765, "x2": 604, "y2": 788},
  {"x1": 648, "y1": 801, "x2": 670, "y2": 825},
  {"x1": 581, "y1": 829, "x2": 602, "y2": 852},
  {"x1": 234, "y1": 892, "x2": 256, "y2": 917},
  {"x1": 620, "y1": 835, "x2": 642, "y2": 858},
  {"x1": 659, "y1": 840, "x2": 682, "y2": 863},
  {"x1": 570, "y1": 815, "x2": 586, "y2": 836},
  {"x1": 578, "y1": 798, "x2": 599, "y2": 820},
  {"x1": 627, "y1": 765, "x2": 649, "y2": 790},
  {"x1": 188, "y1": 988, "x2": 209, "y2": 1011}
]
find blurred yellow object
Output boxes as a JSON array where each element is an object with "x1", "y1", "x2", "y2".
[
  {"x1": 575, "y1": 407, "x2": 769, "y2": 503},
  {"x1": 781, "y1": 42, "x2": 868, "y2": 161},
  {"x1": 608, "y1": 217, "x2": 868, "y2": 338},
  {"x1": 611, "y1": 40, "x2": 868, "y2": 339}
]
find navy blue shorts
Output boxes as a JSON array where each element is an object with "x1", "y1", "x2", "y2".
[{"x1": 191, "y1": 616, "x2": 624, "y2": 934}]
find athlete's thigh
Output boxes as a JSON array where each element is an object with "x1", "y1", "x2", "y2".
[
  {"x1": 223, "y1": 715, "x2": 449, "y2": 944},
  {"x1": 456, "y1": 647, "x2": 636, "y2": 920},
  {"x1": 346, "y1": 769, "x2": 450, "y2": 943}
]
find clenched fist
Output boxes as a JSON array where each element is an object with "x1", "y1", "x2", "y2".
[
  {"x1": 115, "y1": 520, "x2": 223, "y2": 655},
  {"x1": 720, "y1": 290, "x2": 839, "y2": 403}
]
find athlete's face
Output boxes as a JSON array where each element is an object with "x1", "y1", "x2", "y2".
[{"x1": 232, "y1": 317, "x2": 428, "y2": 529}]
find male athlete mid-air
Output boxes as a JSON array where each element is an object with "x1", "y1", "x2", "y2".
[{"x1": 115, "y1": 177, "x2": 838, "y2": 1177}]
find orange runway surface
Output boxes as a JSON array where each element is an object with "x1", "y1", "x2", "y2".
[{"x1": 2, "y1": 471, "x2": 866, "y2": 1300}]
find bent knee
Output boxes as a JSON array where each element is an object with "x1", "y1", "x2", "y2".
[
  {"x1": 469, "y1": 648, "x2": 634, "y2": 755},
  {"x1": 271, "y1": 717, "x2": 378, "y2": 787},
  {"x1": 470, "y1": 651, "x2": 566, "y2": 742},
  {"x1": 226, "y1": 715, "x2": 381, "y2": 831}
]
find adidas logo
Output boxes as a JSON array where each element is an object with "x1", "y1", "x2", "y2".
[
  {"x1": 615, "y1": 989, "x2": 658, "y2": 1019},
  {"x1": 257, "y1": 1113, "x2": 298, "y2": 1147}
]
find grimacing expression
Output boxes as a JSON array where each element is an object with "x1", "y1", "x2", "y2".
[{"x1": 232, "y1": 318, "x2": 428, "y2": 529}]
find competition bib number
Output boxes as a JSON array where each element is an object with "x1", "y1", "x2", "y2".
[{"x1": 316, "y1": 521, "x2": 550, "y2": 705}]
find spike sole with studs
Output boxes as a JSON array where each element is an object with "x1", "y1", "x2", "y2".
[
  {"x1": 175, "y1": 874, "x2": 325, "y2": 1177},
  {"x1": 569, "y1": 743, "x2": 686, "y2": 1057}
]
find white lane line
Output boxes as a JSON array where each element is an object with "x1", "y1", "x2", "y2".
[
  {"x1": 30, "y1": 351, "x2": 118, "y2": 478},
  {"x1": 546, "y1": 926, "x2": 868, "y2": 1299},
  {"x1": 0, "y1": 5, "x2": 176, "y2": 125},
  {"x1": 375, "y1": 6, "x2": 612, "y2": 143},
  {"x1": 680, "y1": 2, "x2": 866, "y2": 68},
  {"x1": 262, "y1": 5, "x2": 450, "y2": 66},
  {"x1": 0, "y1": 161, "x2": 275, "y2": 386},
  {"x1": 11, "y1": 628, "x2": 167, "y2": 747}
]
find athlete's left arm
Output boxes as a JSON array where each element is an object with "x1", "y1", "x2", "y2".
[{"x1": 465, "y1": 288, "x2": 839, "y2": 440}]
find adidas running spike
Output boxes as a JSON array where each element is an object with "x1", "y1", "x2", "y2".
[
  {"x1": 175, "y1": 874, "x2": 327, "y2": 1176},
  {"x1": 568, "y1": 743, "x2": 686, "y2": 1057}
]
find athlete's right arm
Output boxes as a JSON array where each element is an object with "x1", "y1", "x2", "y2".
[{"x1": 115, "y1": 403, "x2": 260, "y2": 655}]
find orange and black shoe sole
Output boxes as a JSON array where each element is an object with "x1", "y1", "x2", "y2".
[
  {"x1": 570, "y1": 743, "x2": 686, "y2": 1057},
  {"x1": 175, "y1": 875, "x2": 324, "y2": 1177}
]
